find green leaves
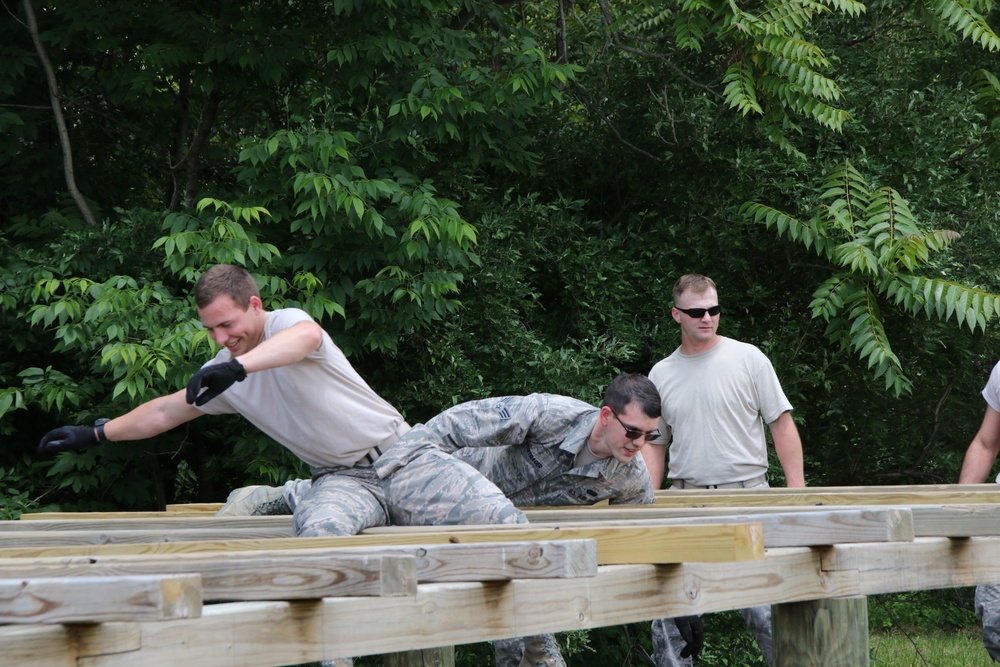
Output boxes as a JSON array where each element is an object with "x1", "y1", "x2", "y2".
[{"x1": 744, "y1": 161, "x2": 1000, "y2": 395}]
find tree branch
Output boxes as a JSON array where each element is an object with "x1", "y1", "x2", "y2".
[{"x1": 21, "y1": 0, "x2": 98, "y2": 227}]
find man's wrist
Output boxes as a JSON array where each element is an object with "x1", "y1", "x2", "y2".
[{"x1": 94, "y1": 418, "x2": 110, "y2": 443}]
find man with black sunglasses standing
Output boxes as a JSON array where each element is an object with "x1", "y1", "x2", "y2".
[{"x1": 642, "y1": 273, "x2": 805, "y2": 667}]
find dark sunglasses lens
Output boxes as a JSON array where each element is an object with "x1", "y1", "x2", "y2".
[
  {"x1": 624, "y1": 428, "x2": 643, "y2": 440},
  {"x1": 680, "y1": 305, "x2": 721, "y2": 318}
]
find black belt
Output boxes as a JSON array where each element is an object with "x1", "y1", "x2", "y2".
[{"x1": 671, "y1": 473, "x2": 768, "y2": 489}]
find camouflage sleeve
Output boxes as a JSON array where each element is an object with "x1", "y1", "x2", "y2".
[{"x1": 416, "y1": 395, "x2": 543, "y2": 452}]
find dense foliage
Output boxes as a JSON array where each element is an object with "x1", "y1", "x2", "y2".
[
  {"x1": 4, "y1": 0, "x2": 1000, "y2": 663},
  {"x1": 3, "y1": 0, "x2": 1000, "y2": 508}
]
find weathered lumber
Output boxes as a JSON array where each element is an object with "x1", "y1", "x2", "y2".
[
  {"x1": 19, "y1": 511, "x2": 212, "y2": 520},
  {"x1": 517, "y1": 507, "x2": 915, "y2": 547},
  {"x1": 4, "y1": 548, "x2": 851, "y2": 666},
  {"x1": 772, "y1": 596, "x2": 869, "y2": 667},
  {"x1": 8, "y1": 553, "x2": 416, "y2": 601},
  {"x1": 650, "y1": 489, "x2": 1000, "y2": 507},
  {"x1": 0, "y1": 573, "x2": 201, "y2": 624},
  {"x1": 0, "y1": 540, "x2": 596, "y2": 599},
  {"x1": 527, "y1": 503, "x2": 1000, "y2": 538},
  {"x1": 654, "y1": 483, "x2": 1000, "y2": 496},
  {"x1": 0, "y1": 524, "x2": 764, "y2": 565},
  {"x1": 383, "y1": 648, "x2": 455, "y2": 667},
  {"x1": 10, "y1": 536, "x2": 1000, "y2": 666},
  {"x1": 0, "y1": 516, "x2": 292, "y2": 532},
  {"x1": 0, "y1": 526, "x2": 294, "y2": 547}
]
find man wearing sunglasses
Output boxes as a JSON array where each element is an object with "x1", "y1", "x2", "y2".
[
  {"x1": 215, "y1": 373, "x2": 709, "y2": 665},
  {"x1": 642, "y1": 273, "x2": 805, "y2": 667}
]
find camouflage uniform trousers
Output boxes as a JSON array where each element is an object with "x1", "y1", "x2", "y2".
[
  {"x1": 651, "y1": 479, "x2": 773, "y2": 667},
  {"x1": 294, "y1": 444, "x2": 561, "y2": 667},
  {"x1": 976, "y1": 576, "x2": 1000, "y2": 660}
]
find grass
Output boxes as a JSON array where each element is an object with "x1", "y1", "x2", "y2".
[{"x1": 870, "y1": 627, "x2": 995, "y2": 666}]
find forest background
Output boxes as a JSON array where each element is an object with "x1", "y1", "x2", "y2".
[{"x1": 4, "y1": 0, "x2": 1000, "y2": 664}]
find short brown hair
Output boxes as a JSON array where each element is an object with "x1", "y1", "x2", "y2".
[
  {"x1": 194, "y1": 264, "x2": 260, "y2": 309},
  {"x1": 601, "y1": 373, "x2": 661, "y2": 419},
  {"x1": 673, "y1": 274, "x2": 717, "y2": 303}
]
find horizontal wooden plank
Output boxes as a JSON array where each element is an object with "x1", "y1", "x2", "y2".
[
  {"x1": 19, "y1": 512, "x2": 212, "y2": 520},
  {"x1": 0, "y1": 516, "x2": 292, "y2": 532},
  {"x1": 0, "y1": 527, "x2": 294, "y2": 547},
  {"x1": 0, "y1": 540, "x2": 595, "y2": 599},
  {"x1": 653, "y1": 483, "x2": 1000, "y2": 496},
  {"x1": 0, "y1": 524, "x2": 763, "y2": 565},
  {"x1": 649, "y1": 489, "x2": 1000, "y2": 507},
  {"x1": 516, "y1": 507, "x2": 914, "y2": 547},
  {"x1": 0, "y1": 574, "x2": 201, "y2": 624}
]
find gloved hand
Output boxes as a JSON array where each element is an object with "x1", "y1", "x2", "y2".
[
  {"x1": 674, "y1": 615, "x2": 705, "y2": 660},
  {"x1": 38, "y1": 418, "x2": 108, "y2": 455},
  {"x1": 185, "y1": 358, "x2": 247, "y2": 406}
]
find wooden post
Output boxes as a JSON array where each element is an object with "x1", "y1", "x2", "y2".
[
  {"x1": 383, "y1": 647, "x2": 455, "y2": 667},
  {"x1": 772, "y1": 596, "x2": 869, "y2": 666}
]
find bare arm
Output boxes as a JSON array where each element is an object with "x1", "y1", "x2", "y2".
[
  {"x1": 769, "y1": 411, "x2": 805, "y2": 487},
  {"x1": 102, "y1": 390, "x2": 203, "y2": 442},
  {"x1": 958, "y1": 406, "x2": 1000, "y2": 483},
  {"x1": 235, "y1": 320, "x2": 323, "y2": 373},
  {"x1": 640, "y1": 443, "x2": 667, "y2": 490}
]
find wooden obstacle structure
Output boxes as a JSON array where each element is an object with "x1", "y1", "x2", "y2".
[{"x1": 3, "y1": 485, "x2": 1000, "y2": 666}]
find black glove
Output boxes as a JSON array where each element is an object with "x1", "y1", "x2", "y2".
[
  {"x1": 674, "y1": 615, "x2": 705, "y2": 660},
  {"x1": 185, "y1": 359, "x2": 247, "y2": 406},
  {"x1": 38, "y1": 418, "x2": 108, "y2": 455}
]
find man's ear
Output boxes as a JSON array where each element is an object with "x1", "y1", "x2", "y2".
[{"x1": 249, "y1": 295, "x2": 264, "y2": 312}]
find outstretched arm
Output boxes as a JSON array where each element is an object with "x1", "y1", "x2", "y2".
[
  {"x1": 770, "y1": 411, "x2": 805, "y2": 487},
  {"x1": 102, "y1": 390, "x2": 203, "y2": 442},
  {"x1": 959, "y1": 406, "x2": 1000, "y2": 483}
]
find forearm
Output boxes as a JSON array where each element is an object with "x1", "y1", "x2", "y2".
[
  {"x1": 770, "y1": 412, "x2": 805, "y2": 487},
  {"x1": 103, "y1": 391, "x2": 201, "y2": 441},
  {"x1": 235, "y1": 321, "x2": 323, "y2": 373},
  {"x1": 958, "y1": 440, "x2": 997, "y2": 483},
  {"x1": 640, "y1": 443, "x2": 667, "y2": 489}
]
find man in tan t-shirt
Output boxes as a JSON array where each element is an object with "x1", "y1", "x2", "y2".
[{"x1": 642, "y1": 273, "x2": 805, "y2": 667}]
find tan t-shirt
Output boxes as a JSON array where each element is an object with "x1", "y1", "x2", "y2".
[
  {"x1": 648, "y1": 336, "x2": 792, "y2": 486},
  {"x1": 195, "y1": 308, "x2": 405, "y2": 469}
]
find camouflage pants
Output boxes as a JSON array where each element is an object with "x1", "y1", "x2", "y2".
[
  {"x1": 975, "y1": 584, "x2": 1000, "y2": 661},
  {"x1": 294, "y1": 445, "x2": 525, "y2": 536},
  {"x1": 288, "y1": 453, "x2": 563, "y2": 666},
  {"x1": 493, "y1": 634, "x2": 565, "y2": 667},
  {"x1": 652, "y1": 478, "x2": 773, "y2": 666},
  {"x1": 651, "y1": 606, "x2": 772, "y2": 667}
]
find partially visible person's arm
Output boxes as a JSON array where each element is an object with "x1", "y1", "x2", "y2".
[
  {"x1": 235, "y1": 320, "x2": 323, "y2": 373},
  {"x1": 770, "y1": 411, "x2": 805, "y2": 487},
  {"x1": 103, "y1": 390, "x2": 202, "y2": 441},
  {"x1": 39, "y1": 390, "x2": 202, "y2": 454},
  {"x1": 640, "y1": 442, "x2": 667, "y2": 490},
  {"x1": 959, "y1": 406, "x2": 1000, "y2": 483}
]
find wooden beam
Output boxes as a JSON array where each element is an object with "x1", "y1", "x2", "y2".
[
  {"x1": 0, "y1": 524, "x2": 764, "y2": 565},
  {"x1": 517, "y1": 507, "x2": 914, "y2": 547},
  {"x1": 822, "y1": 536, "x2": 1000, "y2": 593},
  {"x1": 528, "y1": 503, "x2": 1000, "y2": 539},
  {"x1": 0, "y1": 527, "x2": 294, "y2": 547},
  {"x1": 0, "y1": 574, "x2": 201, "y2": 624},
  {"x1": 773, "y1": 596, "x2": 869, "y2": 666},
  {"x1": 653, "y1": 483, "x2": 1000, "y2": 496},
  {"x1": 0, "y1": 516, "x2": 292, "y2": 532},
  {"x1": 0, "y1": 540, "x2": 595, "y2": 599},
  {"x1": 649, "y1": 489, "x2": 1000, "y2": 507},
  {"x1": 19, "y1": 512, "x2": 213, "y2": 520}
]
